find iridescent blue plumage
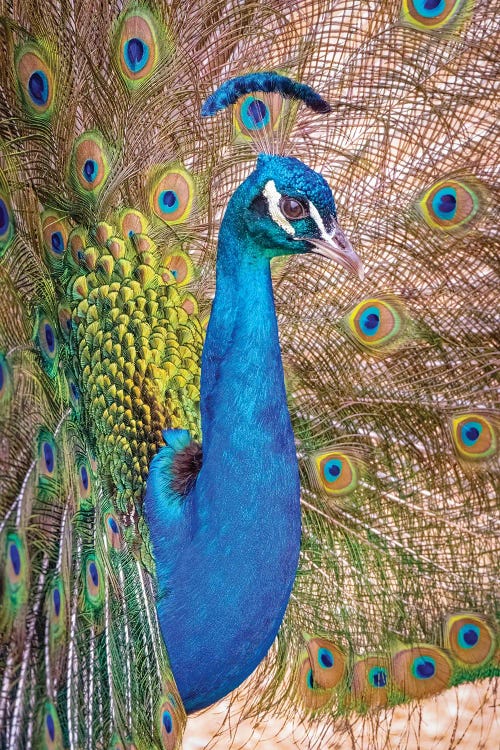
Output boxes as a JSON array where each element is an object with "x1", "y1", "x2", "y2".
[
  {"x1": 145, "y1": 153, "x2": 361, "y2": 711},
  {"x1": 201, "y1": 72, "x2": 332, "y2": 116}
]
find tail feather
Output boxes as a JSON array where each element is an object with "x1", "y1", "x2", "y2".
[{"x1": 0, "y1": 1, "x2": 498, "y2": 748}]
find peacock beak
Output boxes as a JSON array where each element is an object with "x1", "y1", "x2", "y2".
[{"x1": 304, "y1": 219, "x2": 364, "y2": 280}]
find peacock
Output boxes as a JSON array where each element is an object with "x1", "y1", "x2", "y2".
[{"x1": 0, "y1": 1, "x2": 498, "y2": 749}]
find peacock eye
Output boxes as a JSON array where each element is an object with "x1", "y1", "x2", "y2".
[{"x1": 280, "y1": 196, "x2": 309, "y2": 220}]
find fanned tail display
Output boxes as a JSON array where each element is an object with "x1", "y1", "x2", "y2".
[{"x1": 0, "y1": 1, "x2": 498, "y2": 749}]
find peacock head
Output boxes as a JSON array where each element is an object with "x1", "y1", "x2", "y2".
[{"x1": 225, "y1": 153, "x2": 364, "y2": 279}]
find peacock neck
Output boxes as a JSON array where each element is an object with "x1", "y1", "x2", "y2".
[
  {"x1": 152, "y1": 212, "x2": 302, "y2": 713},
  {"x1": 200, "y1": 225, "x2": 295, "y2": 499}
]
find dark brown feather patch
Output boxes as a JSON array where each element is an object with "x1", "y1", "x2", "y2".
[{"x1": 171, "y1": 441, "x2": 203, "y2": 496}]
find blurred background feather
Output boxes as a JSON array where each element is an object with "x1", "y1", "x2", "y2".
[{"x1": 0, "y1": 0, "x2": 498, "y2": 748}]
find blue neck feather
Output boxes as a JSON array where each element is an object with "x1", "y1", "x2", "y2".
[{"x1": 145, "y1": 193, "x2": 301, "y2": 712}]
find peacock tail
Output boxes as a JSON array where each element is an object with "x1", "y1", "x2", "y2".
[{"x1": 0, "y1": 1, "x2": 498, "y2": 749}]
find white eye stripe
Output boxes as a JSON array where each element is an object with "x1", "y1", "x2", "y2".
[
  {"x1": 262, "y1": 179, "x2": 329, "y2": 239},
  {"x1": 308, "y1": 201, "x2": 331, "y2": 241},
  {"x1": 263, "y1": 180, "x2": 295, "y2": 236}
]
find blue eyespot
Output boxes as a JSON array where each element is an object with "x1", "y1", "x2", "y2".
[
  {"x1": 46, "y1": 711, "x2": 55, "y2": 742},
  {"x1": 83, "y1": 159, "x2": 98, "y2": 183},
  {"x1": 241, "y1": 96, "x2": 270, "y2": 130},
  {"x1": 412, "y1": 656, "x2": 436, "y2": 680},
  {"x1": 80, "y1": 465, "x2": 89, "y2": 490},
  {"x1": 108, "y1": 516, "x2": 119, "y2": 534},
  {"x1": 28, "y1": 70, "x2": 49, "y2": 106},
  {"x1": 9, "y1": 542, "x2": 21, "y2": 576},
  {"x1": 323, "y1": 458, "x2": 342, "y2": 482},
  {"x1": 124, "y1": 37, "x2": 150, "y2": 73},
  {"x1": 0, "y1": 199, "x2": 9, "y2": 235},
  {"x1": 318, "y1": 647, "x2": 334, "y2": 669},
  {"x1": 70, "y1": 381, "x2": 79, "y2": 400},
  {"x1": 432, "y1": 187, "x2": 457, "y2": 220},
  {"x1": 51, "y1": 231, "x2": 64, "y2": 254},
  {"x1": 159, "y1": 190, "x2": 179, "y2": 213},
  {"x1": 359, "y1": 306, "x2": 381, "y2": 336},
  {"x1": 89, "y1": 561, "x2": 99, "y2": 587},
  {"x1": 37, "y1": 317, "x2": 58, "y2": 369},
  {"x1": 0, "y1": 362, "x2": 3, "y2": 391},
  {"x1": 162, "y1": 710, "x2": 173, "y2": 733},
  {"x1": 458, "y1": 623, "x2": 480, "y2": 649},
  {"x1": 461, "y1": 421, "x2": 482, "y2": 446},
  {"x1": 368, "y1": 666, "x2": 387, "y2": 688},
  {"x1": 53, "y1": 586, "x2": 61, "y2": 616},
  {"x1": 45, "y1": 323, "x2": 55, "y2": 352},
  {"x1": 413, "y1": 0, "x2": 445, "y2": 17},
  {"x1": 43, "y1": 442, "x2": 54, "y2": 473}
]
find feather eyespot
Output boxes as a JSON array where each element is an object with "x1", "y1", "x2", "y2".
[
  {"x1": 58, "y1": 303, "x2": 74, "y2": 338},
  {"x1": 66, "y1": 372, "x2": 81, "y2": 413},
  {"x1": 234, "y1": 92, "x2": 286, "y2": 140},
  {"x1": 41, "y1": 210, "x2": 69, "y2": 263},
  {"x1": 38, "y1": 430, "x2": 57, "y2": 478},
  {"x1": 402, "y1": 0, "x2": 472, "y2": 30},
  {"x1": 344, "y1": 297, "x2": 406, "y2": 352},
  {"x1": 161, "y1": 250, "x2": 194, "y2": 286},
  {"x1": 280, "y1": 196, "x2": 309, "y2": 220},
  {"x1": 311, "y1": 450, "x2": 359, "y2": 496},
  {"x1": 0, "y1": 191, "x2": 15, "y2": 257},
  {"x1": 51, "y1": 582, "x2": 63, "y2": 618},
  {"x1": 368, "y1": 666, "x2": 388, "y2": 687},
  {"x1": 15, "y1": 45, "x2": 54, "y2": 116},
  {"x1": 80, "y1": 464, "x2": 90, "y2": 493},
  {"x1": 6, "y1": 533, "x2": 24, "y2": 583},
  {"x1": 392, "y1": 645, "x2": 452, "y2": 698},
  {"x1": 84, "y1": 554, "x2": 104, "y2": 608},
  {"x1": 351, "y1": 657, "x2": 390, "y2": 706},
  {"x1": 419, "y1": 178, "x2": 482, "y2": 230},
  {"x1": 71, "y1": 132, "x2": 110, "y2": 195},
  {"x1": 162, "y1": 711, "x2": 173, "y2": 733},
  {"x1": 76, "y1": 456, "x2": 93, "y2": 503},
  {"x1": 445, "y1": 614, "x2": 496, "y2": 666},
  {"x1": 42, "y1": 702, "x2": 63, "y2": 748},
  {"x1": 43, "y1": 323, "x2": 56, "y2": 353},
  {"x1": 451, "y1": 413, "x2": 496, "y2": 461},
  {"x1": 151, "y1": 169, "x2": 195, "y2": 225},
  {"x1": 117, "y1": 208, "x2": 149, "y2": 238},
  {"x1": 67, "y1": 227, "x2": 88, "y2": 267},
  {"x1": 158, "y1": 697, "x2": 179, "y2": 749},
  {"x1": 2, "y1": 532, "x2": 28, "y2": 624},
  {"x1": 306, "y1": 637, "x2": 346, "y2": 689},
  {"x1": 47, "y1": 578, "x2": 66, "y2": 647},
  {"x1": 116, "y1": 8, "x2": 162, "y2": 87},
  {"x1": 104, "y1": 513, "x2": 122, "y2": 550},
  {"x1": 240, "y1": 96, "x2": 270, "y2": 130},
  {"x1": 35, "y1": 313, "x2": 58, "y2": 375},
  {"x1": 296, "y1": 653, "x2": 332, "y2": 710}
]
